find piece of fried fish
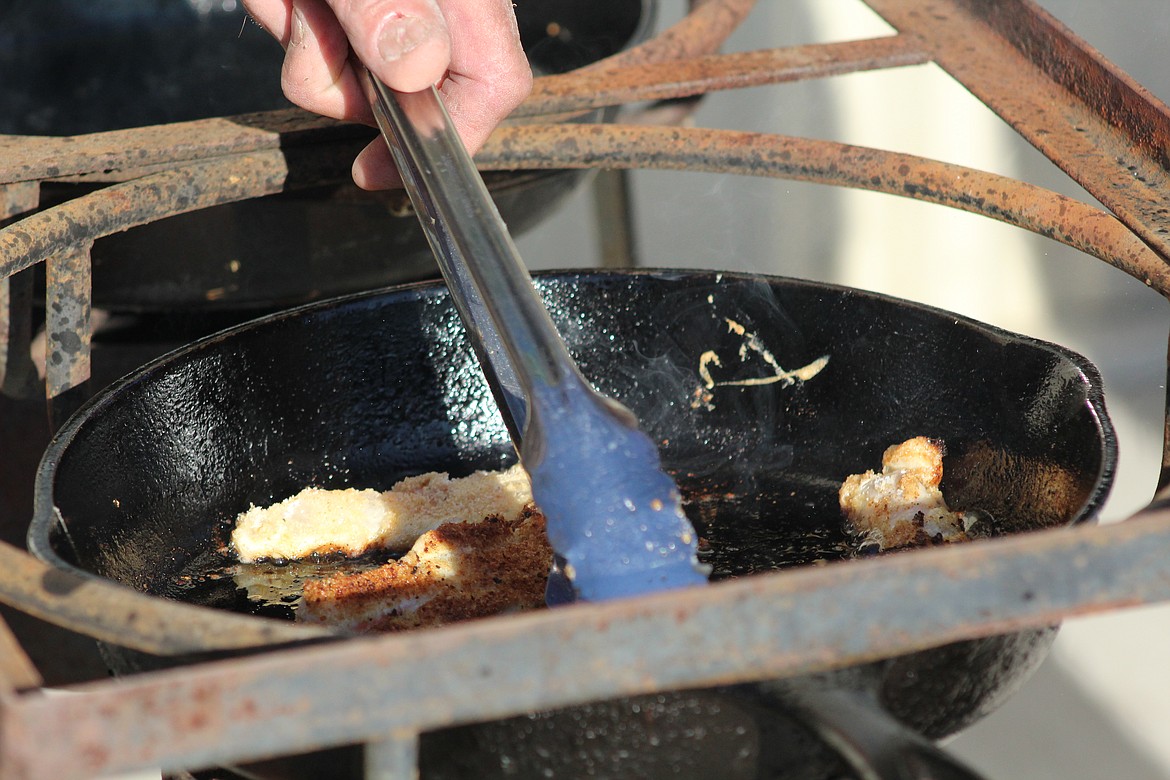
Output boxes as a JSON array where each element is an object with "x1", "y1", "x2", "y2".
[{"x1": 298, "y1": 506, "x2": 551, "y2": 632}]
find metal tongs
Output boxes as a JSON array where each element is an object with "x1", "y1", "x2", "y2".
[{"x1": 363, "y1": 73, "x2": 708, "y2": 603}]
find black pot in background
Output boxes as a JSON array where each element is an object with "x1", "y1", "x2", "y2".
[{"x1": 4, "y1": 0, "x2": 656, "y2": 311}]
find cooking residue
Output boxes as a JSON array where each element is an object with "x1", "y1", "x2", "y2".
[
  {"x1": 172, "y1": 551, "x2": 389, "y2": 620},
  {"x1": 692, "y1": 317, "x2": 829, "y2": 410}
]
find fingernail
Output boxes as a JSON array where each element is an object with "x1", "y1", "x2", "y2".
[
  {"x1": 377, "y1": 14, "x2": 433, "y2": 62},
  {"x1": 289, "y1": 6, "x2": 306, "y2": 48}
]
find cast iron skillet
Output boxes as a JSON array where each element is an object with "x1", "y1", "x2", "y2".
[{"x1": 29, "y1": 270, "x2": 1115, "y2": 778}]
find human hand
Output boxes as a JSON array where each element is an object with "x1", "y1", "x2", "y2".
[{"x1": 242, "y1": 0, "x2": 532, "y2": 189}]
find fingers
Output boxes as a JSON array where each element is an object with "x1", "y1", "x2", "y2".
[
  {"x1": 352, "y1": 0, "x2": 532, "y2": 189},
  {"x1": 241, "y1": 0, "x2": 295, "y2": 44},
  {"x1": 282, "y1": 0, "x2": 370, "y2": 121},
  {"x1": 437, "y1": 0, "x2": 532, "y2": 150},
  {"x1": 328, "y1": 0, "x2": 452, "y2": 93},
  {"x1": 242, "y1": 0, "x2": 449, "y2": 122},
  {"x1": 351, "y1": 138, "x2": 401, "y2": 190},
  {"x1": 242, "y1": 0, "x2": 532, "y2": 190},
  {"x1": 242, "y1": 0, "x2": 365, "y2": 121}
]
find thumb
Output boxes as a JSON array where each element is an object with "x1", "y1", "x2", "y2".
[{"x1": 331, "y1": 0, "x2": 451, "y2": 93}]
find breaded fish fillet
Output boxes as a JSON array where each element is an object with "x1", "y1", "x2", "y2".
[
  {"x1": 298, "y1": 506, "x2": 552, "y2": 632},
  {"x1": 232, "y1": 464, "x2": 531, "y2": 562}
]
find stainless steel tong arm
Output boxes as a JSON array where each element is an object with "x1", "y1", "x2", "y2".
[{"x1": 365, "y1": 73, "x2": 708, "y2": 602}]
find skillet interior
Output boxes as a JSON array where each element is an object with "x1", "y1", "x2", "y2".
[{"x1": 31, "y1": 269, "x2": 1114, "y2": 746}]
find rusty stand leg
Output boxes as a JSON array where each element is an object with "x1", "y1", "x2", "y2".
[
  {"x1": 44, "y1": 242, "x2": 93, "y2": 431},
  {"x1": 365, "y1": 732, "x2": 420, "y2": 780},
  {"x1": 592, "y1": 168, "x2": 638, "y2": 268}
]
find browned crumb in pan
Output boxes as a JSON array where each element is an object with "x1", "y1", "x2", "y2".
[
  {"x1": 839, "y1": 436, "x2": 976, "y2": 551},
  {"x1": 298, "y1": 505, "x2": 552, "y2": 633}
]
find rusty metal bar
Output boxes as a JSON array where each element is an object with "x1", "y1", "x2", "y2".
[
  {"x1": 43, "y1": 242, "x2": 92, "y2": 398},
  {"x1": 863, "y1": 0, "x2": 1170, "y2": 263},
  {"x1": 0, "y1": 154, "x2": 291, "y2": 283},
  {"x1": 0, "y1": 539, "x2": 328, "y2": 657},
  {"x1": 2, "y1": 509, "x2": 1169, "y2": 779},
  {"x1": 7, "y1": 121, "x2": 1163, "y2": 392},
  {"x1": 477, "y1": 124, "x2": 1170, "y2": 295},
  {"x1": 516, "y1": 37, "x2": 930, "y2": 119}
]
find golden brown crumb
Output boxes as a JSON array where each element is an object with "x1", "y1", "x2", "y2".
[
  {"x1": 298, "y1": 506, "x2": 552, "y2": 632},
  {"x1": 839, "y1": 437, "x2": 973, "y2": 551}
]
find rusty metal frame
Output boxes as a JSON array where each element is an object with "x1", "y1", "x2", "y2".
[
  {"x1": 2, "y1": 0, "x2": 1170, "y2": 777},
  {"x1": 2, "y1": 513, "x2": 1169, "y2": 778}
]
